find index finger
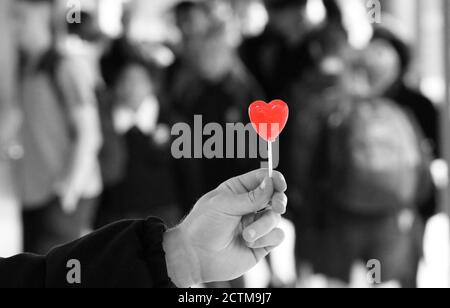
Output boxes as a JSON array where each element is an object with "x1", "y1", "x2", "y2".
[{"x1": 218, "y1": 169, "x2": 287, "y2": 194}]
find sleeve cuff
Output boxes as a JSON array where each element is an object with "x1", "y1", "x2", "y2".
[{"x1": 142, "y1": 217, "x2": 176, "y2": 288}]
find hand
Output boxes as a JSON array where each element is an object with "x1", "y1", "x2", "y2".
[{"x1": 163, "y1": 169, "x2": 288, "y2": 287}]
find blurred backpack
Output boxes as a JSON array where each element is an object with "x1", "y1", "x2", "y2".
[{"x1": 323, "y1": 95, "x2": 434, "y2": 215}]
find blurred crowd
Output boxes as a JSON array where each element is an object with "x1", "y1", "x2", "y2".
[{"x1": 0, "y1": 0, "x2": 443, "y2": 287}]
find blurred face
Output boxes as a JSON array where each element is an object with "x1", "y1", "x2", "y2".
[
  {"x1": 339, "y1": 38, "x2": 401, "y2": 97},
  {"x1": 177, "y1": 6, "x2": 211, "y2": 41},
  {"x1": 364, "y1": 39, "x2": 402, "y2": 94},
  {"x1": 190, "y1": 29, "x2": 236, "y2": 82},
  {"x1": 14, "y1": 1, "x2": 53, "y2": 56},
  {"x1": 314, "y1": 25, "x2": 350, "y2": 75},
  {"x1": 114, "y1": 64, "x2": 154, "y2": 110},
  {"x1": 268, "y1": 4, "x2": 309, "y2": 43}
]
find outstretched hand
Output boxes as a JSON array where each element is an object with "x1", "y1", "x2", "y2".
[{"x1": 163, "y1": 169, "x2": 288, "y2": 287}]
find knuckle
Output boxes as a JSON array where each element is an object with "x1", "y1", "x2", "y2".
[
  {"x1": 280, "y1": 193, "x2": 288, "y2": 203},
  {"x1": 248, "y1": 190, "x2": 257, "y2": 204}
]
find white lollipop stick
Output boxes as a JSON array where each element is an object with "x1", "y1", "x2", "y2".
[
  {"x1": 268, "y1": 140, "x2": 273, "y2": 178},
  {"x1": 257, "y1": 140, "x2": 274, "y2": 213}
]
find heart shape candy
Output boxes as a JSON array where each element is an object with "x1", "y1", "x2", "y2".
[{"x1": 249, "y1": 100, "x2": 289, "y2": 142}]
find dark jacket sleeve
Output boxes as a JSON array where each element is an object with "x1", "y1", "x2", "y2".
[{"x1": 0, "y1": 218, "x2": 175, "y2": 288}]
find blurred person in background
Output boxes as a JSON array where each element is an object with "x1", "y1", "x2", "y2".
[
  {"x1": 62, "y1": 10, "x2": 106, "y2": 235},
  {"x1": 287, "y1": 18, "x2": 434, "y2": 287},
  {"x1": 173, "y1": 0, "x2": 213, "y2": 46},
  {"x1": 100, "y1": 3, "x2": 140, "y2": 87},
  {"x1": 239, "y1": 0, "x2": 312, "y2": 100},
  {"x1": 240, "y1": 0, "x2": 345, "y2": 194},
  {"x1": 355, "y1": 27, "x2": 438, "y2": 287},
  {"x1": 96, "y1": 42, "x2": 182, "y2": 229},
  {"x1": 170, "y1": 0, "x2": 263, "y2": 211},
  {"x1": 14, "y1": 0, "x2": 103, "y2": 254},
  {"x1": 284, "y1": 16, "x2": 351, "y2": 286},
  {"x1": 65, "y1": 11, "x2": 106, "y2": 94},
  {"x1": 365, "y1": 22, "x2": 447, "y2": 290},
  {"x1": 167, "y1": 0, "x2": 209, "y2": 216},
  {"x1": 368, "y1": 26, "x2": 440, "y2": 222}
]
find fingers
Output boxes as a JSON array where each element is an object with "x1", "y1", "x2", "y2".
[
  {"x1": 244, "y1": 217, "x2": 285, "y2": 263},
  {"x1": 250, "y1": 246, "x2": 279, "y2": 264},
  {"x1": 272, "y1": 171, "x2": 287, "y2": 193},
  {"x1": 271, "y1": 192, "x2": 288, "y2": 215},
  {"x1": 219, "y1": 169, "x2": 287, "y2": 194},
  {"x1": 244, "y1": 176, "x2": 274, "y2": 214},
  {"x1": 246, "y1": 228, "x2": 285, "y2": 249},
  {"x1": 215, "y1": 169, "x2": 287, "y2": 216},
  {"x1": 223, "y1": 176, "x2": 274, "y2": 215},
  {"x1": 218, "y1": 169, "x2": 265, "y2": 194},
  {"x1": 243, "y1": 210, "x2": 281, "y2": 242}
]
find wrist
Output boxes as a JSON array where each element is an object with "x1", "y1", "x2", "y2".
[{"x1": 163, "y1": 227, "x2": 201, "y2": 288}]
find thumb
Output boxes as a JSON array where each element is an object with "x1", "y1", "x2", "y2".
[{"x1": 230, "y1": 177, "x2": 274, "y2": 216}]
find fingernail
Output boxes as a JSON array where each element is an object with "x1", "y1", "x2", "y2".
[{"x1": 260, "y1": 178, "x2": 267, "y2": 190}]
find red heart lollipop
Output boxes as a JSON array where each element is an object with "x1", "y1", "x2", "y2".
[{"x1": 249, "y1": 100, "x2": 289, "y2": 142}]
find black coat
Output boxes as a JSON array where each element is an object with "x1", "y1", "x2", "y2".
[{"x1": 0, "y1": 218, "x2": 175, "y2": 288}]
